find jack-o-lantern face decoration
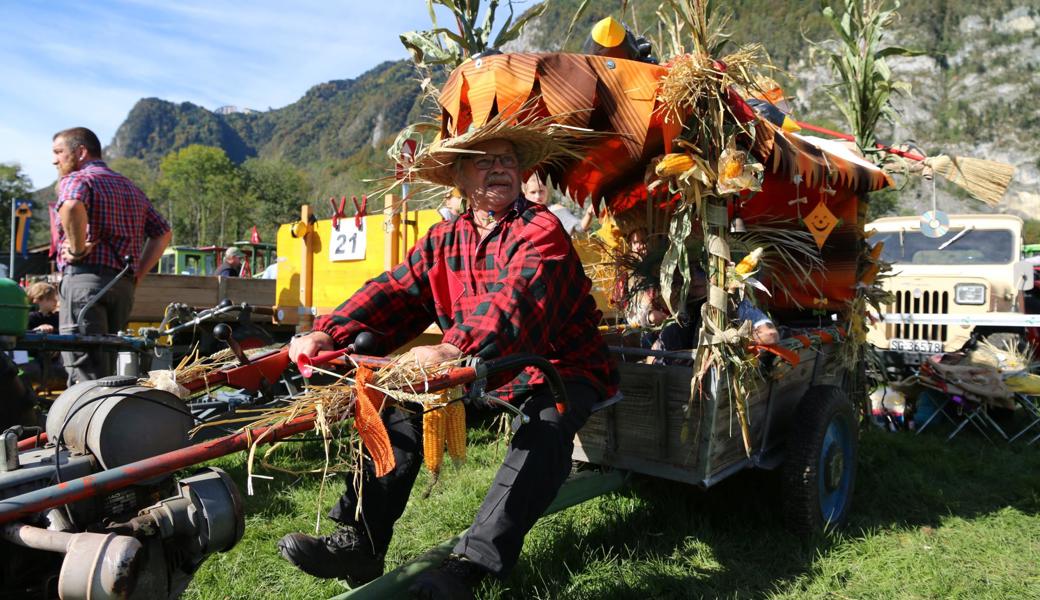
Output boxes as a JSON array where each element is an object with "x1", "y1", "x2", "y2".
[{"x1": 804, "y1": 201, "x2": 838, "y2": 249}]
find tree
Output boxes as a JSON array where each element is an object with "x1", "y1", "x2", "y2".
[
  {"x1": 157, "y1": 145, "x2": 243, "y2": 246},
  {"x1": 240, "y1": 159, "x2": 313, "y2": 242},
  {"x1": 0, "y1": 163, "x2": 35, "y2": 253},
  {"x1": 108, "y1": 157, "x2": 159, "y2": 199}
]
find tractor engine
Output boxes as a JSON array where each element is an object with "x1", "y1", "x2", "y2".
[{"x1": 0, "y1": 376, "x2": 244, "y2": 599}]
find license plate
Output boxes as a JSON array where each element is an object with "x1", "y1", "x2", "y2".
[{"x1": 889, "y1": 339, "x2": 943, "y2": 354}]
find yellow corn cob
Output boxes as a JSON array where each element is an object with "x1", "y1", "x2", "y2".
[
  {"x1": 444, "y1": 400, "x2": 467, "y2": 463},
  {"x1": 422, "y1": 404, "x2": 445, "y2": 474},
  {"x1": 734, "y1": 247, "x2": 763, "y2": 276},
  {"x1": 655, "y1": 153, "x2": 696, "y2": 177}
]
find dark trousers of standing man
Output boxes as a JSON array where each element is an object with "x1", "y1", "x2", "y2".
[
  {"x1": 59, "y1": 266, "x2": 135, "y2": 384},
  {"x1": 328, "y1": 381, "x2": 599, "y2": 577}
]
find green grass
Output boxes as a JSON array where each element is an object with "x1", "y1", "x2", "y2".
[{"x1": 184, "y1": 421, "x2": 1040, "y2": 600}]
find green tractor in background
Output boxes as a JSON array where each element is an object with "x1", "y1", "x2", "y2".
[{"x1": 157, "y1": 242, "x2": 276, "y2": 277}]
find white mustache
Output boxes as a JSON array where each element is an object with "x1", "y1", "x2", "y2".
[{"x1": 486, "y1": 176, "x2": 512, "y2": 185}]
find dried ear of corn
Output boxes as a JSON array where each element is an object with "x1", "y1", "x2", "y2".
[
  {"x1": 354, "y1": 366, "x2": 396, "y2": 477},
  {"x1": 734, "y1": 247, "x2": 763, "y2": 276},
  {"x1": 444, "y1": 399, "x2": 467, "y2": 463},
  {"x1": 422, "y1": 403, "x2": 446, "y2": 474},
  {"x1": 655, "y1": 152, "x2": 696, "y2": 177}
]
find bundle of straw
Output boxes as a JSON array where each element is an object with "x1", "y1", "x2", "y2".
[{"x1": 925, "y1": 155, "x2": 1016, "y2": 206}]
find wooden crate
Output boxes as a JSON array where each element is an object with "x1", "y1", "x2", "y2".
[{"x1": 574, "y1": 344, "x2": 837, "y2": 487}]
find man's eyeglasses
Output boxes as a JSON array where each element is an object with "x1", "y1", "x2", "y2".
[{"x1": 464, "y1": 153, "x2": 519, "y2": 170}]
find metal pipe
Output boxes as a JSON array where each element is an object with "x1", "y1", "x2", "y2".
[
  {"x1": 476, "y1": 354, "x2": 568, "y2": 407},
  {"x1": 1, "y1": 522, "x2": 75, "y2": 553},
  {"x1": 609, "y1": 346, "x2": 695, "y2": 361},
  {"x1": 0, "y1": 414, "x2": 318, "y2": 525},
  {"x1": 330, "y1": 469, "x2": 628, "y2": 600},
  {"x1": 16, "y1": 432, "x2": 47, "y2": 451}
]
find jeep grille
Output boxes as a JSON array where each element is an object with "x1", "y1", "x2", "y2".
[{"x1": 884, "y1": 290, "x2": 949, "y2": 341}]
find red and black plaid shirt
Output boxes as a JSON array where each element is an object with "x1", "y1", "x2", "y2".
[
  {"x1": 56, "y1": 160, "x2": 170, "y2": 272},
  {"x1": 315, "y1": 198, "x2": 618, "y2": 402}
]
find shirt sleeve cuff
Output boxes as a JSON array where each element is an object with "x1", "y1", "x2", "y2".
[
  {"x1": 313, "y1": 315, "x2": 357, "y2": 348},
  {"x1": 441, "y1": 328, "x2": 476, "y2": 356}
]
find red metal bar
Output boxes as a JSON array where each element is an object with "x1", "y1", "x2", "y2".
[
  {"x1": 16, "y1": 432, "x2": 47, "y2": 451},
  {"x1": 795, "y1": 121, "x2": 926, "y2": 161},
  {"x1": 180, "y1": 348, "x2": 395, "y2": 393}
]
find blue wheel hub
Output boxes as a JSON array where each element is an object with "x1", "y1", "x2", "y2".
[{"x1": 817, "y1": 416, "x2": 853, "y2": 524}]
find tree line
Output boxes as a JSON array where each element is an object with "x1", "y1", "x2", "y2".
[{"x1": 0, "y1": 145, "x2": 312, "y2": 253}]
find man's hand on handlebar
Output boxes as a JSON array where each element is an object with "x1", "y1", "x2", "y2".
[{"x1": 288, "y1": 331, "x2": 335, "y2": 364}]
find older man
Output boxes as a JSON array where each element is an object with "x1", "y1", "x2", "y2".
[
  {"x1": 215, "y1": 247, "x2": 245, "y2": 277},
  {"x1": 52, "y1": 127, "x2": 171, "y2": 382},
  {"x1": 279, "y1": 129, "x2": 617, "y2": 598}
]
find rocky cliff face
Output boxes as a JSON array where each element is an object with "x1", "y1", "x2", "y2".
[{"x1": 807, "y1": 5, "x2": 1040, "y2": 218}]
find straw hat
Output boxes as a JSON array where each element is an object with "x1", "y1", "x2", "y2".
[{"x1": 403, "y1": 107, "x2": 601, "y2": 188}]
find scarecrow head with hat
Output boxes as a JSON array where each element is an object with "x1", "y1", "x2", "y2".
[{"x1": 397, "y1": 107, "x2": 601, "y2": 223}]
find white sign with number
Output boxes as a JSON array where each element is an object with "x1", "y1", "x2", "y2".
[{"x1": 328, "y1": 221, "x2": 367, "y2": 262}]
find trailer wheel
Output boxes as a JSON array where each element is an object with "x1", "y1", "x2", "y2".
[{"x1": 781, "y1": 386, "x2": 858, "y2": 537}]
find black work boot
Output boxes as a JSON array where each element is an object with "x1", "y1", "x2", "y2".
[
  {"x1": 277, "y1": 525, "x2": 384, "y2": 584},
  {"x1": 409, "y1": 554, "x2": 488, "y2": 600}
]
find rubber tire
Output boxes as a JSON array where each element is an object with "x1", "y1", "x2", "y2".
[{"x1": 781, "y1": 386, "x2": 858, "y2": 537}]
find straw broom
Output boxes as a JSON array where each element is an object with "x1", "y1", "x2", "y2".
[
  {"x1": 796, "y1": 120, "x2": 1016, "y2": 206},
  {"x1": 925, "y1": 155, "x2": 1016, "y2": 207}
]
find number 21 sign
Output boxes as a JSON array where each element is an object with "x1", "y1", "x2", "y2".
[{"x1": 328, "y1": 221, "x2": 366, "y2": 261}]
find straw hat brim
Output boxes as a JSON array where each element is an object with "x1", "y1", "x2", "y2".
[{"x1": 409, "y1": 124, "x2": 563, "y2": 187}]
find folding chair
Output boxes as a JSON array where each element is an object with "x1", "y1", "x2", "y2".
[
  {"x1": 914, "y1": 390, "x2": 957, "y2": 434},
  {"x1": 943, "y1": 394, "x2": 1008, "y2": 444},
  {"x1": 1008, "y1": 393, "x2": 1040, "y2": 444}
]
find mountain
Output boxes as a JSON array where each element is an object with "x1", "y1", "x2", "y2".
[
  {"x1": 104, "y1": 0, "x2": 1040, "y2": 222},
  {"x1": 107, "y1": 60, "x2": 427, "y2": 200}
]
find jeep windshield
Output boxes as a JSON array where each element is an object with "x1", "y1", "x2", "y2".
[{"x1": 875, "y1": 228, "x2": 1015, "y2": 265}]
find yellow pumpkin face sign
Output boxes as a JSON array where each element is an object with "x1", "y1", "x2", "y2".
[{"x1": 805, "y1": 201, "x2": 838, "y2": 249}]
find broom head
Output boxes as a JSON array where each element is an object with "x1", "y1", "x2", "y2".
[{"x1": 926, "y1": 155, "x2": 1015, "y2": 206}]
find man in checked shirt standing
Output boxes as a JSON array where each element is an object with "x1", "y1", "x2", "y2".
[
  {"x1": 52, "y1": 127, "x2": 171, "y2": 383},
  {"x1": 279, "y1": 123, "x2": 618, "y2": 599}
]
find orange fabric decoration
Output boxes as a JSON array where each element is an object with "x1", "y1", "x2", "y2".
[
  {"x1": 537, "y1": 54, "x2": 597, "y2": 128},
  {"x1": 353, "y1": 366, "x2": 396, "y2": 477},
  {"x1": 749, "y1": 344, "x2": 801, "y2": 365}
]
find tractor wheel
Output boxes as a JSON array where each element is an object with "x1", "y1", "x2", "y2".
[{"x1": 781, "y1": 386, "x2": 858, "y2": 537}]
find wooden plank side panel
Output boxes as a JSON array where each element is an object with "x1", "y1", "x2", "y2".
[
  {"x1": 224, "y1": 278, "x2": 275, "y2": 308},
  {"x1": 130, "y1": 275, "x2": 276, "y2": 322},
  {"x1": 131, "y1": 275, "x2": 218, "y2": 321},
  {"x1": 760, "y1": 352, "x2": 819, "y2": 448},
  {"x1": 574, "y1": 361, "x2": 704, "y2": 483},
  {"x1": 706, "y1": 383, "x2": 771, "y2": 477}
]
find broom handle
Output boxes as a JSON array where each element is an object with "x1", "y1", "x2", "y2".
[{"x1": 795, "y1": 121, "x2": 926, "y2": 161}]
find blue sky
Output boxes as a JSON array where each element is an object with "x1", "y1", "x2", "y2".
[{"x1": 0, "y1": 1, "x2": 460, "y2": 189}]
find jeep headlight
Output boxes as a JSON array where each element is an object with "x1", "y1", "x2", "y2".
[{"x1": 954, "y1": 283, "x2": 986, "y2": 305}]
